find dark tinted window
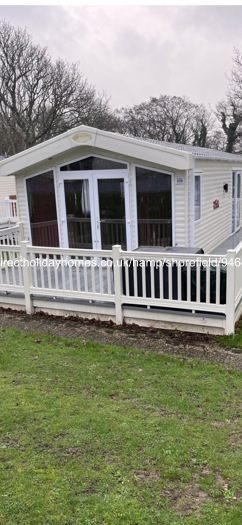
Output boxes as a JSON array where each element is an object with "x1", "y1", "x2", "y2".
[
  {"x1": 26, "y1": 171, "x2": 59, "y2": 247},
  {"x1": 136, "y1": 167, "x2": 172, "y2": 246},
  {"x1": 60, "y1": 156, "x2": 126, "y2": 171}
]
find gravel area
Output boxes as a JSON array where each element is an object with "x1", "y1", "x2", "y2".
[{"x1": 0, "y1": 309, "x2": 242, "y2": 371}]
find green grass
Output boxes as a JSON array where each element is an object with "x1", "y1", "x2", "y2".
[
  {"x1": 0, "y1": 328, "x2": 242, "y2": 525},
  {"x1": 218, "y1": 332, "x2": 242, "y2": 351},
  {"x1": 218, "y1": 318, "x2": 242, "y2": 350}
]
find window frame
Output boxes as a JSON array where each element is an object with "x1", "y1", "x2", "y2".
[
  {"x1": 25, "y1": 167, "x2": 60, "y2": 246},
  {"x1": 194, "y1": 173, "x2": 202, "y2": 223},
  {"x1": 59, "y1": 154, "x2": 128, "y2": 172},
  {"x1": 134, "y1": 163, "x2": 175, "y2": 248}
]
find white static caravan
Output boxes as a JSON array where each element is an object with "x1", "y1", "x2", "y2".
[{"x1": 0, "y1": 125, "x2": 242, "y2": 254}]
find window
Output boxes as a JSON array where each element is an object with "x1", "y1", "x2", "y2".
[
  {"x1": 136, "y1": 167, "x2": 172, "y2": 246},
  {"x1": 194, "y1": 174, "x2": 201, "y2": 221},
  {"x1": 60, "y1": 156, "x2": 126, "y2": 171},
  {"x1": 232, "y1": 171, "x2": 241, "y2": 232},
  {"x1": 26, "y1": 171, "x2": 59, "y2": 247}
]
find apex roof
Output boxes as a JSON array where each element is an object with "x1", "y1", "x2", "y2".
[{"x1": 0, "y1": 125, "x2": 242, "y2": 177}]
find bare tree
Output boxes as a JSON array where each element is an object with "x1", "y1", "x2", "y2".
[
  {"x1": 0, "y1": 21, "x2": 118, "y2": 156},
  {"x1": 216, "y1": 48, "x2": 242, "y2": 153},
  {"x1": 118, "y1": 95, "x2": 216, "y2": 147}
]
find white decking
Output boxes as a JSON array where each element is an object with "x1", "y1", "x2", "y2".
[{"x1": 212, "y1": 228, "x2": 242, "y2": 255}]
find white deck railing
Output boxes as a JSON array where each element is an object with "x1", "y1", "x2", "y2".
[
  {"x1": 0, "y1": 235, "x2": 241, "y2": 334},
  {"x1": 227, "y1": 239, "x2": 242, "y2": 330},
  {"x1": 0, "y1": 223, "x2": 24, "y2": 246},
  {"x1": 120, "y1": 251, "x2": 227, "y2": 312},
  {"x1": 28, "y1": 245, "x2": 114, "y2": 302},
  {"x1": 0, "y1": 199, "x2": 18, "y2": 221}
]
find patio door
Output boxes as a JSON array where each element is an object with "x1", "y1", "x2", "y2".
[
  {"x1": 60, "y1": 170, "x2": 130, "y2": 250},
  {"x1": 64, "y1": 178, "x2": 93, "y2": 249},
  {"x1": 94, "y1": 174, "x2": 128, "y2": 249},
  {"x1": 232, "y1": 171, "x2": 241, "y2": 233}
]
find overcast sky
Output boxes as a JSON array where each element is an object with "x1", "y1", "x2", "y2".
[{"x1": 0, "y1": 5, "x2": 241, "y2": 110}]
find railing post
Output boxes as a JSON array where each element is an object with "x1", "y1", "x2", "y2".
[
  {"x1": 20, "y1": 240, "x2": 34, "y2": 315},
  {"x1": 225, "y1": 249, "x2": 236, "y2": 335},
  {"x1": 18, "y1": 222, "x2": 25, "y2": 242},
  {"x1": 112, "y1": 244, "x2": 123, "y2": 325}
]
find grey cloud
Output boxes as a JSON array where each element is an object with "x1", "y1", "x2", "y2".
[{"x1": 0, "y1": 6, "x2": 241, "y2": 109}]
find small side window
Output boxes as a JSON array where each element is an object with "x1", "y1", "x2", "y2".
[{"x1": 194, "y1": 174, "x2": 201, "y2": 221}]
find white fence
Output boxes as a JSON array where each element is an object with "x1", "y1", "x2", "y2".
[
  {"x1": 0, "y1": 230, "x2": 241, "y2": 335},
  {"x1": 228, "y1": 239, "x2": 242, "y2": 331},
  {"x1": 0, "y1": 199, "x2": 18, "y2": 221},
  {"x1": 0, "y1": 223, "x2": 24, "y2": 246}
]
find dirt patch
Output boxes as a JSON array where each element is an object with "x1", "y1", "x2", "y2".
[
  {"x1": 231, "y1": 432, "x2": 242, "y2": 450},
  {"x1": 163, "y1": 473, "x2": 211, "y2": 516},
  {"x1": 216, "y1": 472, "x2": 229, "y2": 490},
  {"x1": 60, "y1": 447, "x2": 84, "y2": 457},
  {"x1": 37, "y1": 443, "x2": 84, "y2": 458},
  {"x1": 1, "y1": 437, "x2": 20, "y2": 448},
  {"x1": 1, "y1": 310, "x2": 242, "y2": 370},
  {"x1": 210, "y1": 421, "x2": 226, "y2": 428},
  {"x1": 134, "y1": 469, "x2": 160, "y2": 482}
]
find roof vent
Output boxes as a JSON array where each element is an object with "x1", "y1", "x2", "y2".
[{"x1": 71, "y1": 132, "x2": 93, "y2": 144}]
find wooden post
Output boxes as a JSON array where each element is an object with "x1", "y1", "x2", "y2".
[
  {"x1": 20, "y1": 240, "x2": 34, "y2": 315},
  {"x1": 112, "y1": 244, "x2": 123, "y2": 325},
  {"x1": 225, "y1": 249, "x2": 236, "y2": 335}
]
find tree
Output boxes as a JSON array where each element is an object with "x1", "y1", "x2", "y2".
[
  {"x1": 0, "y1": 21, "x2": 118, "y2": 156},
  {"x1": 118, "y1": 95, "x2": 216, "y2": 148},
  {"x1": 216, "y1": 48, "x2": 242, "y2": 153}
]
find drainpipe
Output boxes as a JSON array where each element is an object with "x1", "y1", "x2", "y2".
[{"x1": 189, "y1": 168, "x2": 195, "y2": 247}]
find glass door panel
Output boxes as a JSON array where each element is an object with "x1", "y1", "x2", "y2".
[
  {"x1": 64, "y1": 180, "x2": 92, "y2": 248},
  {"x1": 97, "y1": 179, "x2": 127, "y2": 249},
  {"x1": 136, "y1": 168, "x2": 172, "y2": 246}
]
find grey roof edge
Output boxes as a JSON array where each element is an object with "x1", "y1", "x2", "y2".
[{"x1": 133, "y1": 137, "x2": 242, "y2": 162}]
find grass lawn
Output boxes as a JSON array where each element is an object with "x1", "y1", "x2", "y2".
[
  {"x1": 0, "y1": 328, "x2": 242, "y2": 525},
  {"x1": 219, "y1": 318, "x2": 242, "y2": 351}
]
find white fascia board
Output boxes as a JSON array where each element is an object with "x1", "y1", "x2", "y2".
[
  {"x1": 95, "y1": 130, "x2": 192, "y2": 170},
  {"x1": 0, "y1": 126, "x2": 98, "y2": 177},
  {"x1": 0, "y1": 125, "x2": 192, "y2": 177}
]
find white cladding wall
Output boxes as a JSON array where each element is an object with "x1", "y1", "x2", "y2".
[
  {"x1": 187, "y1": 170, "x2": 191, "y2": 246},
  {"x1": 194, "y1": 160, "x2": 235, "y2": 252},
  {"x1": 16, "y1": 175, "x2": 30, "y2": 240},
  {"x1": 128, "y1": 163, "x2": 137, "y2": 249},
  {"x1": 0, "y1": 176, "x2": 16, "y2": 200},
  {"x1": 55, "y1": 167, "x2": 64, "y2": 247},
  {"x1": 174, "y1": 172, "x2": 187, "y2": 246}
]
